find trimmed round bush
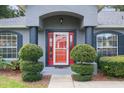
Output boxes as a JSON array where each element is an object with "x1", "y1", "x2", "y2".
[
  {"x1": 19, "y1": 44, "x2": 43, "y2": 61},
  {"x1": 71, "y1": 64, "x2": 93, "y2": 75},
  {"x1": 72, "y1": 74, "x2": 92, "y2": 81},
  {"x1": 20, "y1": 61, "x2": 44, "y2": 72},
  {"x1": 100, "y1": 56, "x2": 124, "y2": 77},
  {"x1": 70, "y1": 44, "x2": 96, "y2": 63},
  {"x1": 20, "y1": 60, "x2": 44, "y2": 82},
  {"x1": 22, "y1": 72, "x2": 42, "y2": 82}
]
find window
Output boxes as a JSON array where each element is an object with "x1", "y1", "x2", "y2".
[
  {"x1": 0, "y1": 32, "x2": 17, "y2": 59},
  {"x1": 96, "y1": 33, "x2": 118, "y2": 56}
]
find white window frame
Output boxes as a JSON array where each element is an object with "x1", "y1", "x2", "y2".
[
  {"x1": 53, "y1": 32, "x2": 69, "y2": 65},
  {"x1": 96, "y1": 33, "x2": 118, "y2": 56},
  {"x1": 0, "y1": 33, "x2": 18, "y2": 60}
]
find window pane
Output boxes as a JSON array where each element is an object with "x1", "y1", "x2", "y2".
[
  {"x1": 97, "y1": 33, "x2": 118, "y2": 56},
  {"x1": 0, "y1": 32, "x2": 17, "y2": 59},
  {"x1": 97, "y1": 41, "x2": 103, "y2": 47},
  {"x1": 48, "y1": 33, "x2": 53, "y2": 62}
]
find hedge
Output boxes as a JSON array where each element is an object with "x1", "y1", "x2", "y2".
[
  {"x1": 19, "y1": 44, "x2": 43, "y2": 61},
  {"x1": 22, "y1": 72, "x2": 42, "y2": 82},
  {"x1": 99, "y1": 56, "x2": 124, "y2": 77},
  {"x1": 19, "y1": 44, "x2": 44, "y2": 82},
  {"x1": 70, "y1": 44, "x2": 96, "y2": 63},
  {"x1": 71, "y1": 64, "x2": 93, "y2": 75},
  {"x1": 20, "y1": 61, "x2": 44, "y2": 72},
  {"x1": 72, "y1": 74, "x2": 92, "y2": 81}
]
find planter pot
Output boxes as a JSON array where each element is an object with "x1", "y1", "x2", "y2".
[{"x1": 83, "y1": 62, "x2": 97, "y2": 75}]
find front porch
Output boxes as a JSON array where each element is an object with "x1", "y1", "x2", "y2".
[
  {"x1": 42, "y1": 67, "x2": 72, "y2": 75},
  {"x1": 29, "y1": 12, "x2": 95, "y2": 67}
]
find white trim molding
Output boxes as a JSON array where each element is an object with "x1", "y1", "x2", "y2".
[
  {"x1": 96, "y1": 25, "x2": 124, "y2": 28},
  {"x1": 0, "y1": 25, "x2": 27, "y2": 28}
]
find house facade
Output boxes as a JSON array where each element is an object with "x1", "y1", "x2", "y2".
[{"x1": 0, "y1": 5, "x2": 124, "y2": 66}]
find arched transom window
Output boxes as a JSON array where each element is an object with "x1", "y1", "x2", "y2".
[
  {"x1": 0, "y1": 32, "x2": 18, "y2": 59},
  {"x1": 96, "y1": 33, "x2": 118, "y2": 56}
]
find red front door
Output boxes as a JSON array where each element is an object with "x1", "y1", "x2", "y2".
[
  {"x1": 47, "y1": 32, "x2": 74, "y2": 66},
  {"x1": 53, "y1": 32, "x2": 68, "y2": 65}
]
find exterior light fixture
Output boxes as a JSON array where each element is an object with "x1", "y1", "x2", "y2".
[{"x1": 60, "y1": 17, "x2": 63, "y2": 24}]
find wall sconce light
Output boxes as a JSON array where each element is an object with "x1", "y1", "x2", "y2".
[{"x1": 59, "y1": 17, "x2": 63, "y2": 24}]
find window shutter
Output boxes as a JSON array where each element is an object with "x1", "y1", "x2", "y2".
[
  {"x1": 93, "y1": 33, "x2": 96, "y2": 49},
  {"x1": 118, "y1": 34, "x2": 124, "y2": 55}
]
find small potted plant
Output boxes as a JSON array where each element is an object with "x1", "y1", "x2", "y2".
[{"x1": 70, "y1": 44, "x2": 96, "y2": 81}]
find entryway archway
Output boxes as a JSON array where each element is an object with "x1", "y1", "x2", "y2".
[{"x1": 41, "y1": 13, "x2": 83, "y2": 66}]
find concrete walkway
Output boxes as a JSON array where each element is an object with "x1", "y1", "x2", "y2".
[
  {"x1": 45, "y1": 67, "x2": 124, "y2": 88},
  {"x1": 74, "y1": 81, "x2": 124, "y2": 88},
  {"x1": 43, "y1": 67, "x2": 72, "y2": 75},
  {"x1": 48, "y1": 75, "x2": 124, "y2": 88},
  {"x1": 48, "y1": 75, "x2": 74, "y2": 88}
]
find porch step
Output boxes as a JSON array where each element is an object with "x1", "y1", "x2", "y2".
[{"x1": 42, "y1": 67, "x2": 72, "y2": 75}]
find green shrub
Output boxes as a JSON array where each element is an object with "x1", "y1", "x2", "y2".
[
  {"x1": 0, "y1": 60, "x2": 12, "y2": 70},
  {"x1": 20, "y1": 61, "x2": 44, "y2": 72},
  {"x1": 11, "y1": 60, "x2": 20, "y2": 70},
  {"x1": 70, "y1": 44, "x2": 96, "y2": 63},
  {"x1": 72, "y1": 74, "x2": 92, "y2": 81},
  {"x1": 100, "y1": 56, "x2": 124, "y2": 77},
  {"x1": 19, "y1": 44, "x2": 44, "y2": 82},
  {"x1": 20, "y1": 60, "x2": 44, "y2": 82},
  {"x1": 22, "y1": 72, "x2": 42, "y2": 82},
  {"x1": 19, "y1": 44, "x2": 43, "y2": 61},
  {"x1": 71, "y1": 64, "x2": 93, "y2": 75},
  {"x1": 95, "y1": 53, "x2": 103, "y2": 69}
]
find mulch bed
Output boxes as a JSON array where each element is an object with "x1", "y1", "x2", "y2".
[
  {"x1": 71, "y1": 71, "x2": 124, "y2": 81},
  {"x1": 93, "y1": 71, "x2": 124, "y2": 81},
  {"x1": 0, "y1": 69, "x2": 51, "y2": 88}
]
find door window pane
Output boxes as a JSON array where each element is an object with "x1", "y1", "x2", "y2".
[
  {"x1": 48, "y1": 33, "x2": 53, "y2": 63},
  {"x1": 55, "y1": 34, "x2": 67, "y2": 48},
  {"x1": 55, "y1": 34, "x2": 67, "y2": 63}
]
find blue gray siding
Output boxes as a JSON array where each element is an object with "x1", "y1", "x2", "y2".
[{"x1": 26, "y1": 5, "x2": 97, "y2": 27}]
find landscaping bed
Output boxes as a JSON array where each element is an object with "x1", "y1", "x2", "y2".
[
  {"x1": 72, "y1": 70, "x2": 124, "y2": 81},
  {"x1": 0, "y1": 70, "x2": 51, "y2": 88},
  {"x1": 92, "y1": 71, "x2": 124, "y2": 81}
]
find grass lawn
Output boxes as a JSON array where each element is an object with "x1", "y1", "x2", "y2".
[
  {"x1": 0, "y1": 75, "x2": 27, "y2": 88},
  {"x1": 0, "y1": 70, "x2": 51, "y2": 88}
]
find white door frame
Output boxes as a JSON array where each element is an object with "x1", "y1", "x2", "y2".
[{"x1": 53, "y1": 32, "x2": 69, "y2": 65}]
